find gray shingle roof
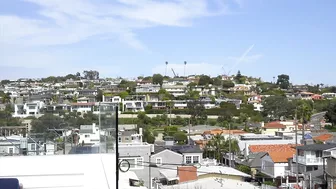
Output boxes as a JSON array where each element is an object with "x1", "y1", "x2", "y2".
[{"x1": 296, "y1": 144, "x2": 336, "y2": 151}]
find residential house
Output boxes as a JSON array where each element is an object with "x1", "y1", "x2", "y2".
[
  {"x1": 199, "y1": 96, "x2": 216, "y2": 109},
  {"x1": 193, "y1": 85, "x2": 216, "y2": 96},
  {"x1": 172, "y1": 100, "x2": 188, "y2": 109},
  {"x1": 163, "y1": 78, "x2": 190, "y2": 86},
  {"x1": 13, "y1": 101, "x2": 45, "y2": 117},
  {"x1": 155, "y1": 165, "x2": 253, "y2": 189},
  {"x1": 292, "y1": 144, "x2": 336, "y2": 174},
  {"x1": 162, "y1": 85, "x2": 186, "y2": 97},
  {"x1": 123, "y1": 95, "x2": 145, "y2": 112},
  {"x1": 227, "y1": 84, "x2": 254, "y2": 95},
  {"x1": 261, "y1": 121, "x2": 310, "y2": 135},
  {"x1": 77, "y1": 89, "x2": 98, "y2": 97},
  {"x1": 323, "y1": 152, "x2": 336, "y2": 188},
  {"x1": 70, "y1": 102, "x2": 95, "y2": 113},
  {"x1": 322, "y1": 93, "x2": 336, "y2": 99},
  {"x1": 313, "y1": 133, "x2": 334, "y2": 144},
  {"x1": 78, "y1": 123, "x2": 100, "y2": 145},
  {"x1": 249, "y1": 144, "x2": 297, "y2": 179},
  {"x1": 149, "y1": 148, "x2": 184, "y2": 188},
  {"x1": 135, "y1": 84, "x2": 161, "y2": 93},
  {"x1": 118, "y1": 129, "x2": 154, "y2": 188}
]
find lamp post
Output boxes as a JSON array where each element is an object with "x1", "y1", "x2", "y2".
[
  {"x1": 184, "y1": 61, "x2": 187, "y2": 77},
  {"x1": 165, "y1": 61, "x2": 168, "y2": 76}
]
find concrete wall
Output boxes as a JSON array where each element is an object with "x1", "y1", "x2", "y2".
[{"x1": 119, "y1": 114, "x2": 219, "y2": 119}]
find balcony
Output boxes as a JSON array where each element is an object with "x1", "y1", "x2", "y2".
[{"x1": 293, "y1": 155, "x2": 324, "y2": 165}]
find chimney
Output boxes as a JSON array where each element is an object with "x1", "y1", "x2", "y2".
[
  {"x1": 139, "y1": 128, "x2": 143, "y2": 135},
  {"x1": 177, "y1": 166, "x2": 197, "y2": 183}
]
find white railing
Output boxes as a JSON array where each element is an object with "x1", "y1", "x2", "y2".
[{"x1": 293, "y1": 155, "x2": 324, "y2": 165}]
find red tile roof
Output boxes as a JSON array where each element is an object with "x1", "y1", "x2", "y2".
[
  {"x1": 249, "y1": 144, "x2": 299, "y2": 163},
  {"x1": 313, "y1": 134, "x2": 333, "y2": 142},
  {"x1": 249, "y1": 144, "x2": 297, "y2": 153},
  {"x1": 263, "y1": 121, "x2": 286, "y2": 129}
]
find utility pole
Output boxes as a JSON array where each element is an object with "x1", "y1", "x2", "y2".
[
  {"x1": 98, "y1": 102, "x2": 101, "y2": 153},
  {"x1": 169, "y1": 101, "x2": 172, "y2": 126},
  {"x1": 295, "y1": 109, "x2": 299, "y2": 186},
  {"x1": 302, "y1": 112, "x2": 305, "y2": 144},
  {"x1": 188, "y1": 118, "x2": 191, "y2": 145},
  {"x1": 229, "y1": 123, "x2": 232, "y2": 167},
  {"x1": 148, "y1": 154, "x2": 152, "y2": 189},
  {"x1": 115, "y1": 106, "x2": 119, "y2": 189},
  {"x1": 63, "y1": 133, "x2": 66, "y2": 155}
]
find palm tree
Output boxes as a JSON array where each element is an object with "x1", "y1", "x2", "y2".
[
  {"x1": 205, "y1": 133, "x2": 240, "y2": 163},
  {"x1": 184, "y1": 61, "x2": 187, "y2": 77},
  {"x1": 1, "y1": 92, "x2": 11, "y2": 104},
  {"x1": 165, "y1": 61, "x2": 168, "y2": 76}
]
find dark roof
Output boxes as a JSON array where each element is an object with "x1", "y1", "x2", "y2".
[
  {"x1": 154, "y1": 145, "x2": 202, "y2": 154},
  {"x1": 296, "y1": 144, "x2": 336, "y2": 151},
  {"x1": 69, "y1": 146, "x2": 99, "y2": 154}
]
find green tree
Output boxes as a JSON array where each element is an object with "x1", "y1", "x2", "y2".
[
  {"x1": 173, "y1": 131, "x2": 188, "y2": 145},
  {"x1": 276, "y1": 74, "x2": 290, "y2": 89},
  {"x1": 31, "y1": 114, "x2": 65, "y2": 133},
  {"x1": 1, "y1": 92, "x2": 11, "y2": 104},
  {"x1": 152, "y1": 74, "x2": 164, "y2": 86},
  {"x1": 236, "y1": 165, "x2": 251, "y2": 174},
  {"x1": 187, "y1": 100, "x2": 207, "y2": 125},
  {"x1": 118, "y1": 91, "x2": 129, "y2": 99},
  {"x1": 198, "y1": 75, "x2": 212, "y2": 86},
  {"x1": 212, "y1": 76, "x2": 222, "y2": 86},
  {"x1": 96, "y1": 89, "x2": 103, "y2": 102},
  {"x1": 222, "y1": 80, "x2": 235, "y2": 88},
  {"x1": 205, "y1": 134, "x2": 240, "y2": 163},
  {"x1": 262, "y1": 95, "x2": 294, "y2": 120},
  {"x1": 234, "y1": 70, "x2": 245, "y2": 84}
]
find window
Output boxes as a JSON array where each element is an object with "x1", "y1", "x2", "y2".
[
  {"x1": 125, "y1": 137, "x2": 129, "y2": 141},
  {"x1": 118, "y1": 137, "x2": 122, "y2": 142},
  {"x1": 186, "y1": 156, "x2": 192, "y2": 164},
  {"x1": 31, "y1": 144, "x2": 36, "y2": 151},
  {"x1": 120, "y1": 158, "x2": 136, "y2": 168},
  {"x1": 137, "y1": 157, "x2": 144, "y2": 167},
  {"x1": 85, "y1": 135, "x2": 90, "y2": 138},
  {"x1": 120, "y1": 157, "x2": 144, "y2": 169},
  {"x1": 8, "y1": 147, "x2": 14, "y2": 155},
  {"x1": 193, "y1": 156, "x2": 199, "y2": 163},
  {"x1": 156, "y1": 158, "x2": 162, "y2": 166}
]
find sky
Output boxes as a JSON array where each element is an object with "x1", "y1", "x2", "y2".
[{"x1": 0, "y1": 0, "x2": 335, "y2": 85}]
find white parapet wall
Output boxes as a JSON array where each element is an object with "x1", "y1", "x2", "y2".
[{"x1": 0, "y1": 154, "x2": 146, "y2": 189}]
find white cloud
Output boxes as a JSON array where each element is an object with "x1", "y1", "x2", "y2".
[{"x1": 0, "y1": 0, "x2": 232, "y2": 48}]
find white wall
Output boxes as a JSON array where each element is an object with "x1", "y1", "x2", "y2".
[
  {"x1": 274, "y1": 163, "x2": 287, "y2": 178},
  {"x1": 0, "y1": 154, "x2": 145, "y2": 189}
]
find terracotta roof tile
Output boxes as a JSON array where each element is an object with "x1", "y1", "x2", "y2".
[
  {"x1": 203, "y1": 129, "x2": 247, "y2": 136},
  {"x1": 263, "y1": 121, "x2": 286, "y2": 129},
  {"x1": 313, "y1": 134, "x2": 333, "y2": 142},
  {"x1": 268, "y1": 151, "x2": 295, "y2": 163},
  {"x1": 249, "y1": 144, "x2": 299, "y2": 163},
  {"x1": 249, "y1": 144, "x2": 298, "y2": 153}
]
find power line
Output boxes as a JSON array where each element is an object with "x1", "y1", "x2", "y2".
[{"x1": 122, "y1": 162, "x2": 325, "y2": 181}]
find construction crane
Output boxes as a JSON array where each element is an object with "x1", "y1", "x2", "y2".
[{"x1": 171, "y1": 68, "x2": 177, "y2": 77}]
